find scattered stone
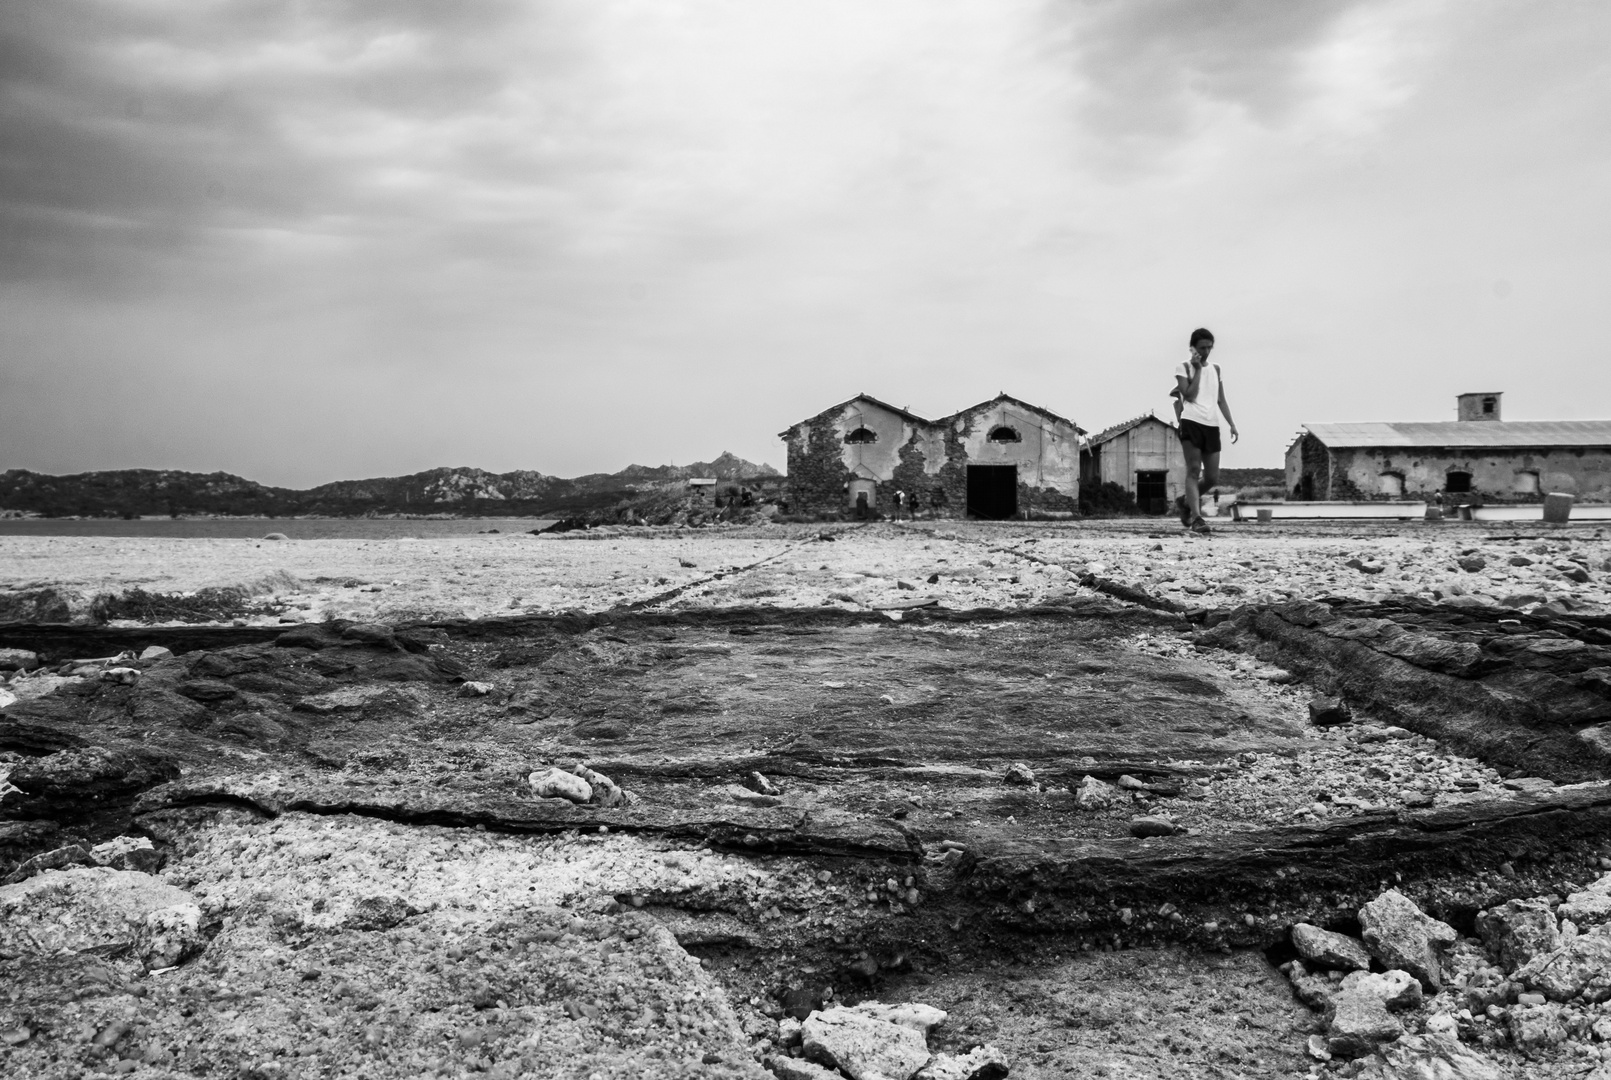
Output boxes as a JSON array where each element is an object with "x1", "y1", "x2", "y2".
[
  {"x1": 781, "y1": 987, "x2": 822, "y2": 1022},
  {"x1": 766, "y1": 1056, "x2": 841, "y2": 1080},
  {"x1": 1, "y1": 844, "x2": 93, "y2": 885},
  {"x1": 777, "y1": 1016, "x2": 803, "y2": 1046},
  {"x1": 1358, "y1": 888, "x2": 1458, "y2": 989},
  {"x1": 1308, "y1": 695, "x2": 1353, "y2": 726},
  {"x1": 1306, "y1": 1034, "x2": 1331, "y2": 1061},
  {"x1": 1280, "y1": 959, "x2": 1340, "y2": 1010},
  {"x1": 897, "y1": 580, "x2": 918, "y2": 591},
  {"x1": 137, "y1": 646, "x2": 173, "y2": 662},
  {"x1": 7, "y1": 674, "x2": 84, "y2": 703},
  {"x1": 457, "y1": 681, "x2": 495, "y2": 697},
  {"x1": 801, "y1": 1007, "x2": 930, "y2": 1080},
  {"x1": 0, "y1": 648, "x2": 41, "y2": 671},
  {"x1": 1324, "y1": 986, "x2": 1403, "y2": 1058},
  {"x1": 1003, "y1": 762, "x2": 1035, "y2": 786},
  {"x1": 844, "y1": 1000, "x2": 947, "y2": 1037},
  {"x1": 1559, "y1": 874, "x2": 1611, "y2": 927},
  {"x1": 1338, "y1": 969, "x2": 1422, "y2": 1011},
  {"x1": 745, "y1": 771, "x2": 780, "y2": 796},
  {"x1": 1508, "y1": 1001, "x2": 1586, "y2": 1049},
  {"x1": 528, "y1": 767, "x2": 592, "y2": 803},
  {"x1": 1291, "y1": 923, "x2": 1372, "y2": 971},
  {"x1": 294, "y1": 686, "x2": 390, "y2": 714},
  {"x1": 1129, "y1": 815, "x2": 1177, "y2": 838},
  {"x1": 1475, "y1": 898, "x2": 1561, "y2": 971},
  {"x1": 1073, "y1": 775, "x2": 1119, "y2": 810},
  {"x1": 719, "y1": 783, "x2": 781, "y2": 808},
  {"x1": 1457, "y1": 557, "x2": 1487, "y2": 573},
  {"x1": 1513, "y1": 923, "x2": 1611, "y2": 1002},
  {"x1": 914, "y1": 1044, "x2": 1010, "y2": 1080},
  {"x1": 572, "y1": 764, "x2": 626, "y2": 808},
  {"x1": 100, "y1": 666, "x2": 140, "y2": 685},
  {"x1": 89, "y1": 835, "x2": 161, "y2": 874},
  {"x1": 1371, "y1": 1033, "x2": 1505, "y2": 1080},
  {"x1": 346, "y1": 895, "x2": 418, "y2": 931}
]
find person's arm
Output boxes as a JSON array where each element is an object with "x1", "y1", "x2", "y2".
[
  {"x1": 1217, "y1": 372, "x2": 1239, "y2": 442},
  {"x1": 1175, "y1": 363, "x2": 1203, "y2": 403}
]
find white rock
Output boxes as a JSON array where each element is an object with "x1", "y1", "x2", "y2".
[
  {"x1": 138, "y1": 646, "x2": 173, "y2": 661},
  {"x1": 100, "y1": 667, "x2": 141, "y2": 685},
  {"x1": 802, "y1": 1007, "x2": 930, "y2": 1080},
  {"x1": 7, "y1": 675, "x2": 84, "y2": 703},
  {"x1": 915, "y1": 1044, "x2": 1010, "y2": 1080},
  {"x1": 528, "y1": 767, "x2": 592, "y2": 803},
  {"x1": 0, "y1": 688, "x2": 13, "y2": 710},
  {"x1": 777, "y1": 1016, "x2": 803, "y2": 1046},
  {"x1": 457, "y1": 681, "x2": 494, "y2": 697},
  {"x1": 0, "y1": 867, "x2": 202, "y2": 971},
  {"x1": 845, "y1": 1000, "x2": 947, "y2": 1037}
]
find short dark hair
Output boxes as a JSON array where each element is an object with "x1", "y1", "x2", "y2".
[{"x1": 1190, "y1": 328, "x2": 1215, "y2": 347}]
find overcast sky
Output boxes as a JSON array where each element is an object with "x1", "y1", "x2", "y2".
[{"x1": 2, "y1": 0, "x2": 1608, "y2": 486}]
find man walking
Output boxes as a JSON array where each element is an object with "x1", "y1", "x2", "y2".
[{"x1": 1173, "y1": 328, "x2": 1238, "y2": 534}]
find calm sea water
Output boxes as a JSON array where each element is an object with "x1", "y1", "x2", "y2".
[{"x1": 0, "y1": 518, "x2": 556, "y2": 540}]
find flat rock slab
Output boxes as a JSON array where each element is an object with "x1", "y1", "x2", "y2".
[{"x1": 0, "y1": 866, "x2": 201, "y2": 969}]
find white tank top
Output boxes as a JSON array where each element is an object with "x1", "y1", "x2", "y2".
[{"x1": 1177, "y1": 360, "x2": 1221, "y2": 427}]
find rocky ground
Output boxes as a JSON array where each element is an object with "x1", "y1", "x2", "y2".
[{"x1": 4, "y1": 518, "x2": 1611, "y2": 1078}]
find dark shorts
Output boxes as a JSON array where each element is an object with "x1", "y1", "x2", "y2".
[{"x1": 1178, "y1": 419, "x2": 1222, "y2": 455}]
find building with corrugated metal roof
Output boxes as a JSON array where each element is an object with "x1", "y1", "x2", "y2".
[
  {"x1": 1079, "y1": 413, "x2": 1186, "y2": 513},
  {"x1": 1286, "y1": 393, "x2": 1611, "y2": 502}
]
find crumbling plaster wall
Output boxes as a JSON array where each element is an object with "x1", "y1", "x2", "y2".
[
  {"x1": 1334, "y1": 447, "x2": 1611, "y2": 502},
  {"x1": 782, "y1": 401, "x2": 926, "y2": 512},
  {"x1": 943, "y1": 402, "x2": 1080, "y2": 513},
  {"x1": 1098, "y1": 421, "x2": 1185, "y2": 502},
  {"x1": 1286, "y1": 435, "x2": 1331, "y2": 500}
]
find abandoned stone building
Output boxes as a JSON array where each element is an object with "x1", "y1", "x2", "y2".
[
  {"x1": 779, "y1": 393, "x2": 1083, "y2": 518},
  {"x1": 1080, "y1": 413, "x2": 1186, "y2": 513},
  {"x1": 1287, "y1": 393, "x2": 1611, "y2": 502}
]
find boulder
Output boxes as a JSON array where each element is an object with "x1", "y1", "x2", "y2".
[
  {"x1": 1291, "y1": 923, "x2": 1372, "y2": 971},
  {"x1": 1324, "y1": 987, "x2": 1403, "y2": 1058},
  {"x1": 340, "y1": 623, "x2": 398, "y2": 649},
  {"x1": 1073, "y1": 775, "x2": 1119, "y2": 810},
  {"x1": 1371, "y1": 1033, "x2": 1505, "y2": 1080},
  {"x1": 1513, "y1": 923, "x2": 1611, "y2": 1002},
  {"x1": 1475, "y1": 899, "x2": 1560, "y2": 971},
  {"x1": 0, "y1": 867, "x2": 202, "y2": 970},
  {"x1": 1281, "y1": 958, "x2": 1341, "y2": 1010},
  {"x1": 1129, "y1": 815, "x2": 1177, "y2": 838},
  {"x1": 1358, "y1": 889, "x2": 1458, "y2": 989},
  {"x1": 5, "y1": 747, "x2": 181, "y2": 819},
  {"x1": 844, "y1": 1000, "x2": 947, "y2": 1037},
  {"x1": 1003, "y1": 762, "x2": 1035, "y2": 786},
  {"x1": 457, "y1": 681, "x2": 495, "y2": 697},
  {"x1": 572, "y1": 765, "x2": 626, "y2": 808},
  {"x1": 1337, "y1": 969, "x2": 1422, "y2": 1011},
  {"x1": 0, "y1": 648, "x2": 41, "y2": 672},
  {"x1": 914, "y1": 1044, "x2": 1010, "y2": 1080},
  {"x1": 130, "y1": 688, "x2": 209, "y2": 730},
  {"x1": 528, "y1": 767, "x2": 592, "y2": 804},
  {"x1": 1309, "y1": 695, "x2": 1353, "y2": 726},
  {"x1": 7, "y1": 674, "x2": 85, "y2": 703},
  {"x1": 89, "y1": 835, "x2": 161, "y2": 874},
  {"x1": 138, "y1": 646, "x2": 173, "y2": 662},
  {"x1": 801, "y1": 1007, "x2": 930, "y2": 1080}
]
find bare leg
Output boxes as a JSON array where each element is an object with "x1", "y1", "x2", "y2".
[
  {"x1": 1201, "y1": 451, "x2": 1221, "y2": 517},
  {"x1": 1181, "y1": 440, "x2": 1203, "y2": 525}
]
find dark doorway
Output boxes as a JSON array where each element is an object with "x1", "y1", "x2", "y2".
[
  {"x1": 1445, "y1": 471, "x2": 1472, "y2": 494},
  {"x1": 1135, "y1": 471, "x2": 1168, "y2": 514},
  {"x1": 966, "y1": 465, "x2": 1018, "y2": 519}
]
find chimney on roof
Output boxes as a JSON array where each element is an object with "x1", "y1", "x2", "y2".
[{"x1": 1457, "y1": 392, "x2": 1502, "y2": 422}]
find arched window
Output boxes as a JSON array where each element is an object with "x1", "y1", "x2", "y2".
[
  {"x1": 844, "y1": 427, "x2": 877, "y2": 444},
  {"x1": 987, "y1": 426, "x2": 1021, "y2": 443}
]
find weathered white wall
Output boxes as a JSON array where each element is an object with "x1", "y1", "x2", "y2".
[
  {"x1": 830, "y1": 401, "x2": 919, "y2": 483},
  {"x1": 951, "y1": 403, "x2": 1080, "y2": 494},
  {"x1": 1098, "y1": 420, "x2": 1185, "y2": 502}
]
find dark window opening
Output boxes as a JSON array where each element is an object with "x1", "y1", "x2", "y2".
[
  {"x1": 1135, "y1": 471, "x2": 1168, "y2": 514},
  {"x1": 1445, "y1": 471, "x2": 1472, "y2": 494},
  {"x1": 987, "y1": 426, "x2": 1022, "y2": 443},
  {"x1": 1482, "y1": 398, "x2": 1496, "y2": 415},
  {"x1": 966, "y1": 465, "x2": 1018, "y2": 519},
  {"x1": 844, "y1": 427, "x2": 877, "y2": 444}
]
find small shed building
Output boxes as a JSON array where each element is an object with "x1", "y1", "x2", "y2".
[
  {"x1": 780, "y1": 392, "x2": 1083, "y2": 518},
  {"x1": 1287, "y1": 395, "x2": 1611, "y2": 502},
  {"x1": 1080, "y1": 413, "x2": 1185, "y2": 513}
]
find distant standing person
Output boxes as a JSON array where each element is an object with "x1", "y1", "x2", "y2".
[{"x1": 1173, "y1": 328, "x2": 1239, "y2": 534}]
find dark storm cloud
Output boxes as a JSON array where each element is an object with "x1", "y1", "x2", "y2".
[{"x1": 0, "y1": 0, "x2": 588, "y2": 289}]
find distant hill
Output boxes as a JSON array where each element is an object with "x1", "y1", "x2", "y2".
[{"x1": 0, "y1": 453, "x2": 781, "y2": 518}]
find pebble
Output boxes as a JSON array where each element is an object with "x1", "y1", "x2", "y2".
[{"x1": 1129, "y1": 816, "x2": 1177, "y2": 838}]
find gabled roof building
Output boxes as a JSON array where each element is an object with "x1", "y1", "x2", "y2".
[
  {"x1": 779, "y1": 393, "x2": 1083, "y2": 518},
  {"x1": 1080, "y1": 412, "x2": 1186, "y2": 513},
  {"x1": 1287, "y1": 394, "x2": 1611, "y2": 501}
]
